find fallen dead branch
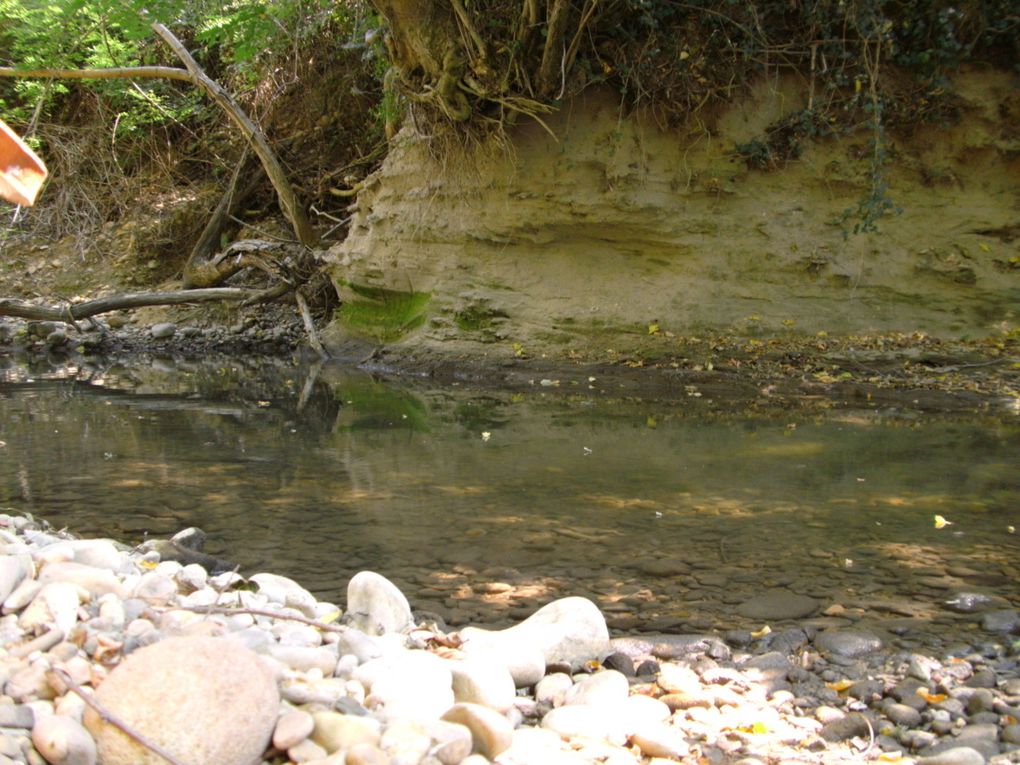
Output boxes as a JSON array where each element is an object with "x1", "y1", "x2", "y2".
[{"x1": 0, "y1": 287, "x2": 281, "y2": 324}]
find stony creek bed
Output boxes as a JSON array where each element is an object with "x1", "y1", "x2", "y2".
[
  {"x1": 1, "y1": 327, "x2": 1019, "y2": 764},
  {"x1": 0, "y1": 512, "x2": 1018, "y2": 765}
]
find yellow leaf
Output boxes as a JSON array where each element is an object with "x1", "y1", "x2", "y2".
[
  {"x1": 878, "y1": 753, "x2": 907, "y2": 763},
  {"x1": 139, "y1": 559, "x2": 158, "y2": 570},
  {"x1": 933, "y1": 514, "x2": 953, "y2": 529},
  {"x1": 826, "y1": 679, "x2": 855, "y2": 692},
  {"x1": 648, "y1": 322, "x2": 660, "y2": 335},
  {"x1": 979, "y1": 242, "x2": 990, "y2": 252},
  {"x1": 915, "y1": 688, "x2": 947, "y2": 703},
  {"x1": 750, "y1": 625, "x2": 771, "y2": 638},
  {"x1": 318, "y1": 611, "x2": 341, "y2": 624}
]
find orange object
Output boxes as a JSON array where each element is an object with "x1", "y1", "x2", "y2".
[{"x1": 0, "y1": 119, "x2": 47, "y2": 206}]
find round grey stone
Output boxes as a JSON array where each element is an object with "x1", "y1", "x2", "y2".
[
  {"x1": 814, "y1": 629, "x2": 884, "y2": 658},
  {"x1": 735, "y1": 591, "x2": 818, "y2": 620},
  {"x1": 149, "y1": 323, "x2": 176, "y2": 339}
]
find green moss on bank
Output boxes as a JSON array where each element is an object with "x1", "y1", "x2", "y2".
[{"x1": 337, "y1": 284, "x2": 431, "y2": 343}]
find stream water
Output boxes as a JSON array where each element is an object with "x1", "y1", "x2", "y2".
[{"x1": 1, "y1": 356, "x2": 1018, "y2": 644}]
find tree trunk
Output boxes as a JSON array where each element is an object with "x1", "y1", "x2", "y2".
[{"x1": 372, "y1": 0, "x2": 471, "y2": 121}]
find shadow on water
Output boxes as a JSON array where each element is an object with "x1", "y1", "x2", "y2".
[{"x1": 1, "y1": 355, "x2": 1018, "y2": 648}]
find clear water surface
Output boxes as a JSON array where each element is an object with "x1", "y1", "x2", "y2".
[{"x1": 1, "y1": 357, "x2": 1017, "y2": 643}]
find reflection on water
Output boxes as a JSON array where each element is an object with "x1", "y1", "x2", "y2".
[{"x1": 1, "y1": 358, "x2": 1018, "y2": 641}]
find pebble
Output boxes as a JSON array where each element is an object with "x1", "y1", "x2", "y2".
[
  {"x1": 149, "y1": 323, "x2": 176, "y2": 339},
  {"x1": 813, "y1": 629, "x2": 884, "y2": 658},
  {"x1": 441, "y1": 703, "x2": 513, "y2": 758},
  {"x1": 31, "y1": 715, "x2": 97, "y2": 765},
  {"x1": 274, "y1": 710, "x2": 316, "y2": 750},
  {"x1": 916, "y1": 747, "x2": 988, "y2": 765}
]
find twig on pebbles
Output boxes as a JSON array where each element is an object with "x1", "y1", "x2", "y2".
[
  {"x1": 47, "y1": 668, "x2": 190, "y2": 765},
  {"x1": 155, "y1": 604, "x2": 347, "y2": 633}
]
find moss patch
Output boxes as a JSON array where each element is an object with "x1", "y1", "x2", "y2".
[{"x1": 338, "y1": 283, "x2": 431, "y2": 342}]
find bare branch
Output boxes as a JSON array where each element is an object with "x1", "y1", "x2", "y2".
[
  {"x1": 150, "y1": 23, "x2": 319, "y2": 248},
  {"x1": 0, "y1": 288, "x2": 267, "y2": 323},
  {"x1": 0, "y1": 66, "x2": 193, "y2": 83}
]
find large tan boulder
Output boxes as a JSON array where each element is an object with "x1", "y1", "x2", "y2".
[{"x1": 84, "y1": 636, "x2": 279, "y2": 765}]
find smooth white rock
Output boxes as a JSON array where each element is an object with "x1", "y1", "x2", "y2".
[
  {"x1": 346, "y1": 571, "x2": 415, "y2": 636},
  {"x1": 425, "y1": 720, "x2": 474, "y2": 765},
  {"x1": 38, "y1": 563, "x2": 126, "y2": 598},
  {"x1": 380, "y1": 718, "x2": 432, "y2": 762},
  {"x1": 251, "y1": 572, "x2": 319, "y2": 617},
  {"x1": 499, "y1": 727, "x2": 580, "y2": 765},
  {"x1": 153, "y1": 561, "x2": 183, "y2": 578},
  {"x1": 311, "y1": 710, "x2": 382, "y2": 753},
  {"x1": 440, "y1": 702, "x2": 514, "y2": 759},
  {"x1": 457, "y1": 632, "x2": 546, "y2": 688},
  {"x1": 655, "y1": 662, "x2": 701, "y2": 694},
  {"x1": 618, "y1": 694, "x2": 672, "y2": 730},
  {"x1": 337, "y1": 627, "x2": 385, "y2": 663},
  {"x1": 83, "y1": 636, "x2": 279, "y2": 765},
  {"x1": 178, "y1": 587, "x2": 219, "y2": 608},
  {"x1": 447, "y1": 657, "x2": 516, "y2": 712},
  {"x1": 629, "y1": 720, "x2": 690, "y2": 758},
  {"x1": 4, "y1": 578, "x2": 44, "y2": 613},
  {"x1": 563, "y1": 670, "x2": 629, "y2": 707},
  {"x1": 273, "y1": 709, "x2": 315, "y2": 750},
  {"x1": 536, "y1": 673, "x2": 574, "y2": 707},
  {"x1": 54, "y1": 692, "x2": 87, "y2": 723},
  {"x1": 357, "y1": 650, "x2": 454, "y2": 720},
  {"x1": 67, "y1": 540, "x2": 128, "y2": 572},
  {"x1": 96, "y1": 594, "x2": 125, "y2": 629},
  {"x1": 0, "y1": 553, "x2": 34, "y2": 602},
  {"x1": 33, "y1": 542, "x2": 75, "y2": 566},
  {"x1": 280, "y1": 676, "x2": 347, "y2": 706},
  {"x1": 460, "y1": 597, "x2": 609, "y2": 673},
  {"x1": 541, "y1": 704, "x2": 628, "y2": 745},
  {"x1": 288, "y1": 737, "x2": 328, "y2": 762},
  {"x1": 132, "y1": 572, "x2": 177, "y2": 605},
  {"x1": 272, "y1": 621, "x2": 323, "y2": 647},
  {"x1": 268, "y1": 645, "x2": 338, "y2": 675},
  {"x1": 32, "y1": 714, "x2": 97, "y2": 765},
  {"x1": 175, "y1": 563, "x2": 207, "y2": 591},
  {"x1": 20, "y1": 582, "x2": 82, "y2": 635}
]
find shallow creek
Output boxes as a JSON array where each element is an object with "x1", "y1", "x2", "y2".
[{"x1": 1, "y1": 357, "x2": 1017, "y2": 649}]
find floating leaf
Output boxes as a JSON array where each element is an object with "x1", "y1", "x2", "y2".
[{"x1": 933, "y1": 514, "x2": 953, "y2": 529}]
